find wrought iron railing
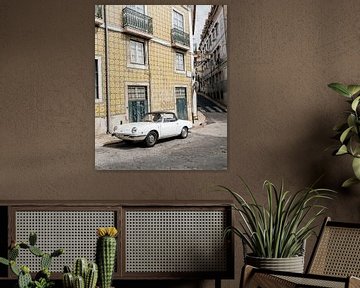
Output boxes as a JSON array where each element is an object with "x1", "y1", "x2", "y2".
[
  {"x1": 122, "y1": 7, "x2": 153, "y2": 35},
  {"x1": 171, "y1": 28, "x2": 190, "y2": 48},
  {"x1": 95, "y1": 5, "x2": 103, "y2": 19}
]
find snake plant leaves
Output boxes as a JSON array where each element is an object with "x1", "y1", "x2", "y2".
[
  {"x1": 221, "y1": 179, "x2": 335, "y2": 258},
  {"x1": 336, "y1": 144, "x2": 348, "y2": 155}
]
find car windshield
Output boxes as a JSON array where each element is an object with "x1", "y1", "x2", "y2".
[{"x1": 141, "y1": 113, "x2": 163, "y2": 123}]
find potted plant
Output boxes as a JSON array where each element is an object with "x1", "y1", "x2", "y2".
[
  {"x1": 0, "y1": 232, "x2": 63, "y2": 288},
  {"x1": 96, "y1": 227, "x2": 118, "y2": 288},
  {"x1": 62, "y1": 258, "x2": 98, "y2": 288},
  {"x1": 328, "y1": 82, "x2": 360, "y2": 187},
  {"x1": 221, "y1": 179, "x2": 334, "y2": 273}
]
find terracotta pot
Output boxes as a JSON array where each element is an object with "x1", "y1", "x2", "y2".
[{"x1": 245, "y1": 254, "x2": 305, "y2": 273}]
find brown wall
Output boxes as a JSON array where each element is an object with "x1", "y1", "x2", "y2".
[{"x1": 1, "y1": 0, "x2": 360, "y2": 287}]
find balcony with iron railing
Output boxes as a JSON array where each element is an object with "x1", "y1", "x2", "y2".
[
  {"x1": 95, "y1": 5, "x2": 103, "y2": 26},
  {"x1": 122, "y1": 7, "x2": 153, "y2": 39},
  {"x1": 171, "y1": 28, "x2": 190, "y2": 50}
]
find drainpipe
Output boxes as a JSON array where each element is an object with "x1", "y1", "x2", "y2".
[
  {"x1": 188, "y1": 6, "x2": 197, "y2": 121},
  {"x1": 148, "y1": 26, "x2": 152, "y2": 113},
  {"x1": 104, "y1": 5, "x2": 111, "y2": 134},
  {"x1": 223, "y1": 5, "x2": 227, "y2": 44}
]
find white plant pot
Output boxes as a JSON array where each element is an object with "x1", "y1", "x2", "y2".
[{"x1": 245, "y1": 254, "x2": 305, "y2": 273}]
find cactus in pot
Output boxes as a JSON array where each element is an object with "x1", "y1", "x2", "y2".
[
  {"x1": 63, "y1": 266, "x2": 74, "y2": 288},
  {"x1": 96, "y1": 227, "x2": 118, "y2": 288},
  {"x1": 18, "y1": 266, "x2": 32, "y2": 288},
  {"x1": 73, "y1": 275, "x2": 85, "y2": 288},
  {"x1": 62, "y1": 259, "x2": 98, "y2": 288},
  {"x1": 85, "y1": 262, "x2": 98, "y2": 288},
  {"x1": 74, "y1": 258, "x2": 88, "y2": 280},
  {"x1": 0, "y1": 232, "x2": 63, "y2": 288}
]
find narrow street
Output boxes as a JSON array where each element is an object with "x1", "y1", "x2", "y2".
[
  {"x1": 196, "y1": 93, "x2": 227, "y2": 136},
  {"x1": 95, "y1": 94, "x2": 227, "y2": 170}
]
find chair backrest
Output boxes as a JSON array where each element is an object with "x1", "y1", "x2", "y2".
[{"x1": 307, "y1": 217, "x2": 360, "y2": 277}]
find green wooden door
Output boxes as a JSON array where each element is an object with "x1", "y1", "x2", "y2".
[
  {"x1": 128, "y1": 86, "x2": 148, "y2": 122},
  {"x1": 175, "y1": 87, "x2": 187, "y2": 120}
]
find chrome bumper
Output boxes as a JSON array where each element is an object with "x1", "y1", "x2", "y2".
[{"x1": 112, "y1": 133, "x2": 146, "y2": 141}]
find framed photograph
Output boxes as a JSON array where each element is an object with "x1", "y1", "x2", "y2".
[{"x1": 94, "y1": 5, "x2": 228, "y2": 170}]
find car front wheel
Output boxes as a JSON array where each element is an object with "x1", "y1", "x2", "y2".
[
  {"x1": 145, "y1": 131, "x2": 158, "y2": 147},
  {"x1": 180, "y1": 127, "x2": 188, "y2": 139}
]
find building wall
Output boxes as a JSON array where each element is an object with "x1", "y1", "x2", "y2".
[
  {"x1": 198, "y1": 5, "x2": 228, "y2": 106},
  {"x1": 94, "y1": 27, "x2": 106, "y2": 119},
  {"x1": 95, "y1": 5, "x2": 192, "y2": 134},
  {"x1": 2, "y1": 1, "x2": 360, "y2": 287}
]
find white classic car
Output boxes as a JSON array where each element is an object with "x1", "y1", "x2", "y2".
[{"x1": 112, "y1": 112, "x2": 193, "y2": 147}]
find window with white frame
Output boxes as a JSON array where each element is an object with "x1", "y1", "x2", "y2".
[
  {"x1": 128, "y1": 86, "x2": 147, "y2": 100},
  {"x1": 130, "y1": 40, "x2": 145, "y2": 65},
  {"x1": 172, "y1": 10, "x2": 184, "y2": 31},
  {"x1": 175, "y1": 52, "x2": 185, "y2": 71},
  {"x1": 95, "y1": 57, "x2": 102, "y2": 101},
  {"x1": 127, "y1": 5, "x2": 145, "y2": 14},
  {"x1": 175, "y1": 87, "x2": 186, "y2": 98}
]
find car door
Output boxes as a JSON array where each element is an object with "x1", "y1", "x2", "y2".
[{"x1": 160, "y1": 114, "x2": 179, "y2": 138}]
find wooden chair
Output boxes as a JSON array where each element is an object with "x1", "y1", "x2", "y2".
[{"x1": 241, "y1": 217, "x2": 360, "y2": 288}]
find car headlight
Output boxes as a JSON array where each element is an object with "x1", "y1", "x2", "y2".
[{"x1": 131, "y1": 127, "x2": 137, "y2": 133}]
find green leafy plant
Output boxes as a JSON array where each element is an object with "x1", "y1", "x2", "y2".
[
  {"x1": 328, "y1": 83, "x2": 360, "y2": 187},
  {"x1": 221, "y1": 179, "x2": 335, "y2": 258},
  {"x1": 32, "y1": 278, "x2": 54, "y2": 288},
  {"x1": 0, "y1": 232, "x2": 63, "y2": 288}
]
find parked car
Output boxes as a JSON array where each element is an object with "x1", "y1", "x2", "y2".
[{"x1": 112, "y1": 112, "x2": 193, "y2": 147}]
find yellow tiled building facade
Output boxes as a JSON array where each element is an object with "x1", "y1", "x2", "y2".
[{"x1": 95, "y1": 5, "x2": 193, "y2": 134}]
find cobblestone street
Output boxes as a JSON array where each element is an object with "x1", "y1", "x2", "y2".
[{"x1": 95, "y1": 99, "x2": 227, "y2": 170}]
